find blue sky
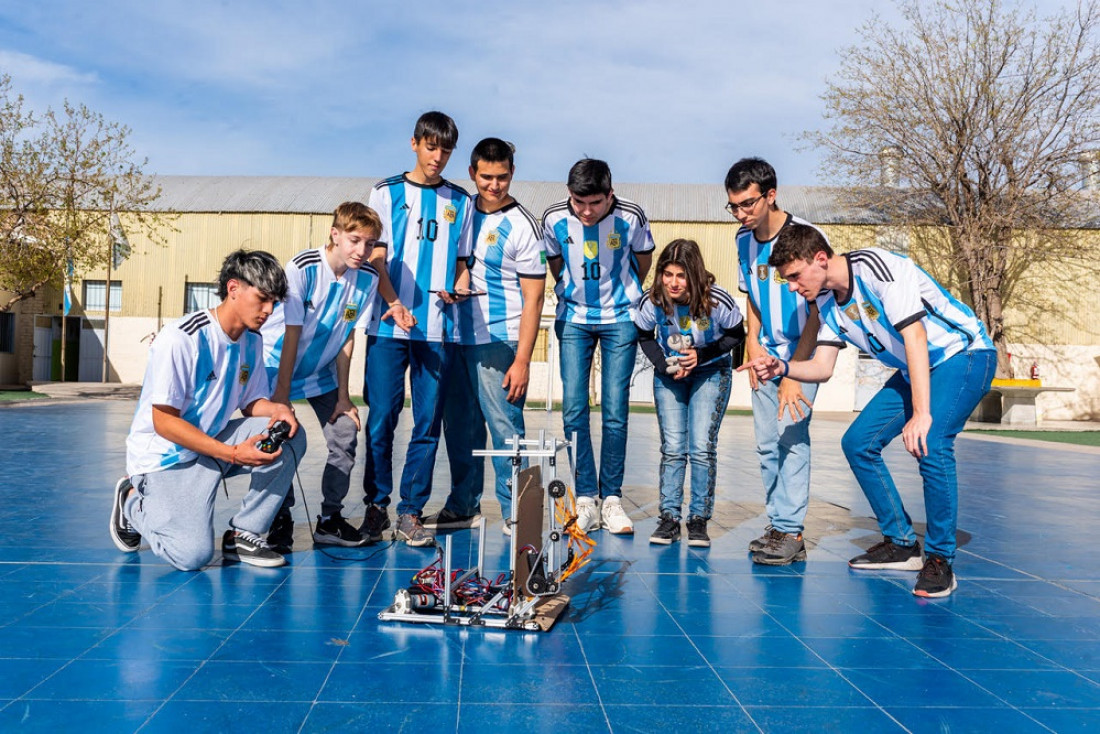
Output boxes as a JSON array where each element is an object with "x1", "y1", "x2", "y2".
[{"x1": 0, "y1": 0, "x2": 1075, "y2": 186}]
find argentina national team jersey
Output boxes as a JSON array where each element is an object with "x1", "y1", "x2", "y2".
[
  {"x1": 737, "y1": 213, "x2": 820, "y2": 360},
  {"x1": 815, "y1": 248, "x2": 995, "y2": 378},
  {"x1": 543, "y1": 196, "x2": 655, "y2": 324},
  {"x1": 126, "y1": 310, "x2": 270, "y2": 476},
  {"x1": 634, "y1": 285, "x2": 743, "y2": 367},
  {"x1": 456, "y1": 198, "x2": 546, "y2": 345},
  {"x1": 367, "y1": 174, "x2": 474, "y2": 342},
  {"x1": 261, "y1": 247, "x2": 379, "y2": 399}
]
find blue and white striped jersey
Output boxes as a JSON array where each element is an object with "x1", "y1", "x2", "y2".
[
  {"x1": 542, "y1": 196, "x2": 655, "y2": 324},
  {"x1": 126, "y1": 310, "x2": 270, "y2": 476},
  {"x1": 367, "y1": 174, "x2": 474, "y2": 342},
  {"x1": 815, "y1": 248, "x2": 995, "y2": 378},
  {"x1": 634, "y1": 286, "x2": 743, "y2": 367},
  {"x1": 736, "y1": 213, "x2": 821, "y2": 360},
  {"x1": 455, "y1": 197, "x2": 546, "y2": 345},
  {"x1": 261, "y1": 247, "x2": 379, "y2": 400}
]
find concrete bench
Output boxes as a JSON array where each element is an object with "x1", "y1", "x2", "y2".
[{"x1": 970, "y1": 380, "x2": 1075, "y2": 426}]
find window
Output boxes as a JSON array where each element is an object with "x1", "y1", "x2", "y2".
[
  {"x1": 0, "y1": 313, "x2": 14, "y2": 353},
  {"x1": 185, "y1": 283, "x2": 220, "y2": 312},
  {"x1": 83, "y1": 281, "x2": 122, "y2": 312}
]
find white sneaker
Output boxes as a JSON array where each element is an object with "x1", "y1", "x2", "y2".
[
  {"x1": 576, "y1": 496, "x2": 601, "y2": 533},
  {"x1": 601, "y1": 496, "x2": 634, "y2": 535}
]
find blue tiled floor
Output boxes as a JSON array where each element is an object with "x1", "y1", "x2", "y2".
[{"x1": 1, "y1": 400, "x2": 1098, "y2": 732}]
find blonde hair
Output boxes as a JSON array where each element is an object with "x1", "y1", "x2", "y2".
[{"x1": 329, "y1": 201, "x2": 381, "y2": 247}]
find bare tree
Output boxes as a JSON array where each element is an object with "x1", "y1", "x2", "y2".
[
  {"x1": 0, "y1": 74, "x2": 169, "y2": 312},
  {"x1": 807, "y1": 0, "x2": 1100, "y2": 376}
]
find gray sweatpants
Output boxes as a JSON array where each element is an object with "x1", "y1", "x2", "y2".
[
  {"x1": 126, "y1": 416, "x2": 307, "y2": 571},
  {"x1": 279, "y1": 389, "x2": 359, "y2": 518}
]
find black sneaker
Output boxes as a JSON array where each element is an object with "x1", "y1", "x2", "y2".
[
  {"x1": 686, "y1": 516, "x2": 711, "y2": 548},
  {"x1": 222, "y1": 529, "x2": 286, "y2": 568},
  {"x1": 267, "y1": 509, "x2": 294, "y2": 555},
  {"x1": 109, "y1": 477, "x2": 141, "y2": 552},
  {"x1": 422, "y1": 508, "x2": 482, "y2": 529},
  {"x1": 360, "y1": 504, "x2": 391, "y2": 543},
  {"x1": 913, "y1": 554, "x2": 957, "y2": 598},
  {"x1": 649, "y1": 513, "x2": 681, "y2": 545},
  {"x1": 849, "y1": 538, "x2": 923, "y2": 571},
  {"x1": 313, "y1": 513, "x2": 367, "y2": 547},
  {"x1": 752, "y1": 532, "x2": 807, "y2": 565}
]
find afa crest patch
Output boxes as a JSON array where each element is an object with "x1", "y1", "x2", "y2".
[
  {"x1": 485, "y1": 230, "x2": 499, "y2": 245},
  {"x1": 607, "y1": 233, "x2": 622, "y2": 250},
  {"x1": 583, "y1": 239, "x2": 599, "y2": 259},
  {"x1": 756, "y1": 264, "x2": 769, "y2": 281},
  {"x1": 844, "y1": 303, "x2": 862, "y2": 321},
  {"x1": 861, "y1": 302, "x2": 880, "y2": 320},
  {"x1": 697, "y1": 316, "x2": 710, "y2": 330},
  {"x1": 343, "y1": 303, "x2": 359, "y2": 322},
  {"x1": 443, "y1": 204, "x2": 457, "y2": 224},
  {"x1": 239, "y1": 364, "x2": 251, "y2": 385}
]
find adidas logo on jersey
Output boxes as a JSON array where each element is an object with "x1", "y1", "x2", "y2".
[
  {"x1": 205, "y1": 371, "x2": 217, "y2": 382},
  {"x1": 400, "y1": 203, "x2": 411, "y2": 211},
  {"x1": 564, "y1": 236, "x2": 574, "y2": 244},
  {"x1": 303, "y1": 299, "x2": 313, "y2": 309}
]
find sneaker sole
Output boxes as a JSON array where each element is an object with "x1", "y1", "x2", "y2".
[
  {"x1": 913, "y1": 575, "x2": 958, "y2": 598},
  {"x1": 422, "y1": 515, "x2": 482, "y2": 529},
  {"x1": 752, "y1": 549, "x2": 808, "y2": 565},
  {"x1": 649, "y1": 535, "x2": 679, "y2": 545},
  {"x1": 688, "y1": 538, "x2": 711, "y2": 548},
  {"x1": 849, "y1": 557, "x2": 924, "y2": 571},
  {"x1": 312, "y1": 532, "x2": 368, "y2": 547},
  {"x1": 397, "y1": 532, "x2": 436, "y2": 547},
  {"x1": 602, "y1": 523, "x2": 634, "y2": 535},
  {"x1": 109, "y1": 478, "x2": 141, "y2": 553},
  {"x1": 223, "y1": 550, "x2": 287, "y2": 568}
]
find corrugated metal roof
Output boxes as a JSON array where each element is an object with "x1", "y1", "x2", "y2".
[
  {"x1": 145, "y1": 175, "x2": 884, "y2": 224},
  {"x1": 144, "y1": 175, "x2": 1100, "y2": 227}
]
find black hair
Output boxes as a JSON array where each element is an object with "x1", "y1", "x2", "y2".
[
  {"x1": 769, "y1": 223, "x2": 834, "y2": 268},
  {"x1": 470, "y1": 137, "x2": 515, "y2": 171},
  {"x1": 413, "y1": 111, "x2": 459, "y2": 149},
  {"x1": 567, "y1": 158, "x2": 613, "y2": 197},
  {"x1": 217, "y1": 250, "x2": 288, "y2": 300},
  {"x1": 724, "y1": 157, "x2": 777, "y2": 195}
]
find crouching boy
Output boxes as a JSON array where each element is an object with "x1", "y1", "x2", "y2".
[{"x1": 110, "y1": 250, "x2": 305, "y2": 571}]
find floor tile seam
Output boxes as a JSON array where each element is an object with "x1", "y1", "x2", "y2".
[
  {"x1": 631, "y1": 572, "x2": 768, "y2": 734},
  {"x1": 970, "y1": 574, "x2": 1100, "y2": 603},
  {"x1": 906, "y1": 629, "x2": 1091, "y2": 679},
  {"x1": 872, "y1": 640, "x2": 1056, "y2": 724},
  {"x1": 568, "y1": 619, "x2": 615, "y2": 733},
  {"x1": 133, "y1": 570, "x2": 299, "y2": 732}
]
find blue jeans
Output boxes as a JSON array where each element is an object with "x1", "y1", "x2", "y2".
[
  {"x1": 752, "y1": 377, "x2": 819, "y2": 535},
  {"x1": 442, "y1": 341, "x2": 526, "y2": 518},
  {"x1": 653, "y1": 359, "x2": 732, "y2": 520},
  {"x1": 842, "y1": 349, "x2": 996, "y2": 562},
  {"x1": 556, "y1": 320, "x2": 637, "y2": 498},
  {"x1": 362, "y1": 335, "x2": 447, "y2": 517}
]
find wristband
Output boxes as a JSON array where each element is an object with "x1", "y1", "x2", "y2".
[{"x1": 780, "y1": 359, "x2": 790, "y2": 377}]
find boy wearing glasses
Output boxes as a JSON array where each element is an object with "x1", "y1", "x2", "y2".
[
  {"x1": 543, "y1": 158, "x2": 654, "y2": 535},
  {"x1": 739, "y1": 223, "x2": 996, "y2": 597},
  {"x1": 725, "y1": 157, "x2": 823, "y2": 566}
]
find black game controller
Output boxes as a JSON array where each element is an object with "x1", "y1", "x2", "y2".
[{"x1": 256, "y1": 420, "x2": 292, "y2": 453}]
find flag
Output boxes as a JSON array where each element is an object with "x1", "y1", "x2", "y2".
[{"x1": 63, "y1": 258, "x2": 74, "y2": 316}]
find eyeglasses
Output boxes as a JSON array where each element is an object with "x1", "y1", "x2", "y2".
[{"x1": 724, "y1": 194, "x2": 766, "y2": 214}]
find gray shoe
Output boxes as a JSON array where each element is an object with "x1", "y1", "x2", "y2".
[
  {"x1": 395, "y1": 514, "x2": 435, "y2": 547},
  {"x1": 748, "y1": 525, "x2": 778, "y2": 552},
  {"x1": 752, "y1": 531, "x2": 807, "y2": 565}
]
